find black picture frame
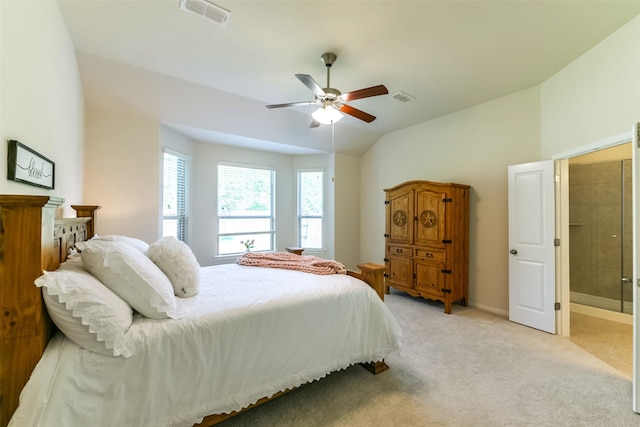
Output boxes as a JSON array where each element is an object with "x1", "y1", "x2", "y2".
[{"x1": 7, "y1": 140, "x2": 55, "y2": 189}]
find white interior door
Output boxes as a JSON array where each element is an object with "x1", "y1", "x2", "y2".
[
  {"x1": 508, "y1": 160, "x2": 556, "y2": 334},
  {"x1": 632, "y1": 122, "x2": 639, "y2": 413}
]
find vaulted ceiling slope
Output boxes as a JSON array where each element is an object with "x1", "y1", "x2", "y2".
[{"x1": 58, "y1": 0, "x2": 640, "y2": 155}]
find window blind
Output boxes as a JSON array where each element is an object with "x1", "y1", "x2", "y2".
[{"x1": 163, "y1": 150, "x2": 190, "y2": 242}]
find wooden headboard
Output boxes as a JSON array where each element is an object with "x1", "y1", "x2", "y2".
[{"x1": 0, "y1": 195, "x2": 99, "y2": 427}]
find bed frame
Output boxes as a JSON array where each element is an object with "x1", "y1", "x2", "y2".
[{"x1": 0, "y1": 195, "x2": 388, "y2": 427}]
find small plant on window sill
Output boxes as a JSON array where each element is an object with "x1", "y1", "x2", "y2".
[{"x1": 240, "y1": 239, "x2": 255, "y2": 252}]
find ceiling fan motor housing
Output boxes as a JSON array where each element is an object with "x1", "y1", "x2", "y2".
[
  {"x1": 321, "y1": 52, "x2": 337, "y2": 67},
  {"x1": 323, "y1": 87, "x2": 341, "y2": 100}
]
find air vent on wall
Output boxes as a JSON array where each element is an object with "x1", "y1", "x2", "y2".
[
  {"x1": 179, "y1": 0, "x2": 230, "y2": 26},
  {"x1": 392, "y1": 91, "x2": 416, "y2": 103}
]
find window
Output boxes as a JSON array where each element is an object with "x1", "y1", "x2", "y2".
[
  {"x1": 217, "y1": 163, "x2": 275, "y2": 255},
  {"x1": 162, "y1": 150, "x2": 190, "y2": 242},
  {"x1": 297, "y1": 170, "x2": 323, "y2": 250}
]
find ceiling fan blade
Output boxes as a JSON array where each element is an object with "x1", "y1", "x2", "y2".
[
  {"x1": 296, "y1": 74, "x2": 326, "y2": 97},
  {"x1": 338, "y1": 104, "x2": 377, "y2": 123},
  {"x1": 265, "y1": 101, "x2": 318, "y2": 109},
  {"x1": 341, "y1": 85, "x2": 389, "y2": 102},
  {"x1": 309, "y1": 119, "x2": 321, "y2": 128}
]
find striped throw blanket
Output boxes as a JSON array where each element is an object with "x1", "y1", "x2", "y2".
[{"x1": 236, "y1": 251, "x2": 346, "y2": 275}]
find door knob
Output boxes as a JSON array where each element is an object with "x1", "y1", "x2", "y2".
[{"x1": 509, "y1": 249, "x2": 517, "y2": 255}]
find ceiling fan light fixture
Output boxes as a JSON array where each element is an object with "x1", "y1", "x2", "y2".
[{"x1": 312, "y1": 105, "x2": 343, "y2": 125}]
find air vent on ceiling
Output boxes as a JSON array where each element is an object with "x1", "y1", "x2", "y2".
[
  {"x1": 392, "y1": 91, "x2": 416, "y2": 103},
  {"x1": 179, "y1": 0, "x2": 230, "y2": 26}
]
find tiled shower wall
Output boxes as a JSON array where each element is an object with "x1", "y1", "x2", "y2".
[{"x1": 569, "y1": 160, "x2": 632, "y2": 308}]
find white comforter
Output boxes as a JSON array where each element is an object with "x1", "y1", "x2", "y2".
[{"x1": 10, "y1": 264, "x2": 401, "y2": 427}]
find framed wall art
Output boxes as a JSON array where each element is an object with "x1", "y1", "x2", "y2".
[{"x1": 7, "y1": 140, "x2": 55, "y2": 189}]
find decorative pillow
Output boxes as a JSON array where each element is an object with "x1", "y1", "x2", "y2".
[
  {"x1": 76, "y1": 240, "x2": 180, "y2": 319},
  {"x1": 36, "y1": 268, "x2": 134, "y2": 357},
  {"x1": 148, "y1": 236, "x2": 200, "y2": 298},
  {"x1": 58, "y1": 252, "x2": 84, "y2": 271},
  {"x1": 93, "y1": 234, "x2": 150, "y2": 254}
]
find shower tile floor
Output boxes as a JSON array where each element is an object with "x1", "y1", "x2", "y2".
[{"x1": 569, "y1": 311, "x2": 633, "y2": 378}]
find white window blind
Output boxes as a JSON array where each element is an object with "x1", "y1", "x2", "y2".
[
  {"x1": 163, "y1": 150, "x2": 190, "y2": 242},
  {"x1": 217, "y1": 163, "x2": 276, "y2": 255},
  {"x1": 297, "y1": 170, "x2": 323, "y2": 250}
]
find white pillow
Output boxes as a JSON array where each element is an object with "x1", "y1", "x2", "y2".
[
  {"x1": 76, "y1": 240, "x2": 180, "y2": 319},
  {"x1": 148, "y1": 236, "x2": 200, "y2": 298},
  {"x1": 36, "y1": 267, "x2": 134, "y2": 357},
  {"x1": 94, "y1": 234, "x2": 150, "y2": 254}
]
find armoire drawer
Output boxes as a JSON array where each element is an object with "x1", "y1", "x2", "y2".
[
  {"x1": 414, "y1": 248, "x2": 446, "y2": 262},
  {"x1": 387, "y1": 244, "x2": 412, "y2": 257}
]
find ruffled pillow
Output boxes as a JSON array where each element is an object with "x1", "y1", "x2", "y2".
[
  {"x1": 148, "y1": 236, "x2": 200, "y2": 297},
  {"x1": 36, "y1": 267, "x2": 134, "y2": 357},
  {"x1": 93, "y1": 234, "x2": 150, "y2": 254},
  {"x1": 76, "y1": 240, "x2": 180, "y2": 319}
]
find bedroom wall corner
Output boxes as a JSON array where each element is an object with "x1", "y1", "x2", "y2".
[{"x1": 0, "y1": 0, "x2": 84, "y2": 214}]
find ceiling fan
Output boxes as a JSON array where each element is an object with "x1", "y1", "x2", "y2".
[{"x1": 266, "y1": 52, "x2": 388, "y2": 127}]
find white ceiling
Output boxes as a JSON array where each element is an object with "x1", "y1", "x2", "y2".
[{"x1": 58, "y1": 0, "x2": 640, "y2": 156}]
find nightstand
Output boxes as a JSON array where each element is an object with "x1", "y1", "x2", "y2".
[{"x1": 285, "y1": 247, "x2": 304, "y2": 256}]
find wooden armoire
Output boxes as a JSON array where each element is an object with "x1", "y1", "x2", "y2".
[{"x1": 384, "y1": 180, "x2": 470, "y2": 313}]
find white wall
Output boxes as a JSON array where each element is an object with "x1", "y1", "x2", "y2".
[
  {"x1": 84, "y1": 107, "x2": 161, "y2": 242},
  {"x1": 360, "y1": 87, "x2": 541, "y2": 314},
  {"x1": 540, "y1": 15, "x2": 640, "y2": 157},
  {"x1": 0, "y1": 0, "x2": 84, "y2": 215},
  {"x1": 334, "y1": 153, "x2": 361, "y2": 270}
]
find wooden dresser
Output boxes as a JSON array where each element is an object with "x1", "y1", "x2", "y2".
[{"x1": 384, "y1": 180, "x2": 470, "y2": 313}]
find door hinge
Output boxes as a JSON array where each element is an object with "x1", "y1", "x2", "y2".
[
  {"x1": 441, "y1": 269, "x2": 452, "y2": 274},
  {"x1": 384, "y1": 233, "x2": 390, "y2": 238},
  {"x1": 554, "y1": 302, "x2": 561, "y2": 311},
  {"x1": 384, "y1": 200, "x2": 390, "y2": 205},
  {"x1": 383, "y1": 258, "x2": 389, "y2": 262},
  {"x1": 637, "y1": 124, "x2": 640, "y2": 148},
  {"x1": 442, "y1": 239, "x2": 452, "y2": 244},
  {"x1": 441, "y1": 288, "x2": 452, "y2": 293},
  {"x1": 443, "y1": 198, "x2": 452, "y2": 203},
  {"x1": 383, "y1": 273, "x2": 389, "y2": 278},
  {"x1": 554, "y1": 238, "x2": 560, "y2": 247}
]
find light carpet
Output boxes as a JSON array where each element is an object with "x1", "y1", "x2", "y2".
[{"x1": 218, "y1": 291, "x2": 638, "y2": 426}]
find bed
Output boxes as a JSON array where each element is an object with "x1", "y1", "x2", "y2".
[{"x1": 0, "y1": 195, "x2": 401, "y2": 427}]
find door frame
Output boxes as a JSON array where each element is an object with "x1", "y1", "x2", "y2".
[{"x1": 552, "y1": 131, "x2": 633, "y2": 336}]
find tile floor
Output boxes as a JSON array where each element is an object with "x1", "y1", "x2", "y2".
[{"x1": 569, "y1": 311, "x2": 633, "y2": 378}]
